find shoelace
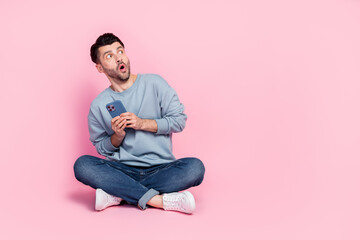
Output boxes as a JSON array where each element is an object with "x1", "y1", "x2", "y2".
[
  {"x1": 107, "y1": 193, "x2": 121, "y2": 203},
  {"x1": 164, "y1": 195, "x2": 186, "y2": 210}
]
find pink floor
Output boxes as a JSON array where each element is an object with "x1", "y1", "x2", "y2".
[{"x1": 2, "y1": 144, "x2": 360, "y2": 239}]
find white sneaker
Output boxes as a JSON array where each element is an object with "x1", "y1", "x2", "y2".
[
  {"x1": 162, "y1": 191, "x2": 196, "y2": 214},
  {"x1": 95, "y1": 188, "x2": 122, "y2": 211}
]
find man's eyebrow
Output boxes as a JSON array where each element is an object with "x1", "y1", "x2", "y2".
[
  {"x1": 102, "y1": 46, "x2": 124, "y2": 58},
  {"x1": 103, "y1": 50, "x2": 112, "y2": 58}
]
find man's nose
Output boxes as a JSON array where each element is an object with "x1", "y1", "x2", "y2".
[{"x1": 116, "y1": 54, "x2": 123, "y2": 63}]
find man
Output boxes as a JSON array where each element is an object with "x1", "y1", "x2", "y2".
[{"x1": 73, "y1": 33, "x2": 205, "y2": 214}]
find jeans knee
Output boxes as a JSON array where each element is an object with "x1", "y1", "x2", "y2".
[
  {"x1": 73, "y1": 155, "x2": 93, "y2": 181},
  {"x1": 184, "y1": 157, "x2": 205, "y2": 186},
  {"x1": 193, "y1": 158, "x2": 205, "y2": 176},
  {"x1": 195, "y1": 158, "x2": 205, "y2": 184}
]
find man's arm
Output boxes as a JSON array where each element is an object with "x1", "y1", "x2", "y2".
[
  {"x1": 88, "y1": 108, "x2": 126, "y2": 156},
  {"x1": 153, "y1": 76, "x2": 187, "y2": 135},
  {"x1": 118, "y1": 75, "x2": 186, "y2": 135}
]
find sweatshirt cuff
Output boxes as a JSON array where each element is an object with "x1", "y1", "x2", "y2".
[
  {"x1": 104, "y1": 136, "x2": 119, "y2": 152},
  {"x1": 155, "y1": 118, "x2": 169, "y2": 135}
]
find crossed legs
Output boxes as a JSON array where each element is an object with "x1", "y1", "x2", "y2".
[{"x1": 73, "y1": 155, "x2": 205, "y2": 213}]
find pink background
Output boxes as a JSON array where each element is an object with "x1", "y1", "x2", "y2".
[{"x1": 1, "y1": 0, "x2": 360, "y2": 239}]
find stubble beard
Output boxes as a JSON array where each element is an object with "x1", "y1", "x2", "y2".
[{"x1": 103, "y1": 60, "x2": 131, "y2": 82}]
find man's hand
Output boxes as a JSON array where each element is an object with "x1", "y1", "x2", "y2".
[
  {"x1": 111, "y1": 116, "x2": 127, "y2": 137},
  {"x1": 120, "y1": 112, "x2": 144, "y2": 130},
  {"x1": 120, "y1": 112, "x2": 158, "y2": 133},
  {"x1": 110, "y1": 116, "x2": 127, "y2": 148}
]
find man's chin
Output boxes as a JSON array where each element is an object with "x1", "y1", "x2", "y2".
[
  {"x1": 120, "y1": 74, "x2": 131, "y2": 82},
  {"x1": 115, "y1": 71, "x2": 131, "y2": 82}
]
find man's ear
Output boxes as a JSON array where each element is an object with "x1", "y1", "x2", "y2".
[{"x1": 96, "y1": 64, "x2": 103, "y2": 73}]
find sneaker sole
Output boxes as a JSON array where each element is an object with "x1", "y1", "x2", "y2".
[
  {"x1": 182, "y1": 191, "x2": 196, "y2": 214},
  {"x1": 95, "y1": 188, "x2": 104, "y2": 211}
]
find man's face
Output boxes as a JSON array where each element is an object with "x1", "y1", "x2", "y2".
[{"x1": 96, "y1": 42, "x2": 131, "y2": 82}]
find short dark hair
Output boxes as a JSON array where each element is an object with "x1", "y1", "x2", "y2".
[{"x1": 90, "y1": 33, "x2": 125, "y2": 63}]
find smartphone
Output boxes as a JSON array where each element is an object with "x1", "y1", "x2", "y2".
[{"x1": 106, "y1": 100, "x2": 127, "y2": 118}]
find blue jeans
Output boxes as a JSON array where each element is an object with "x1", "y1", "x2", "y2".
[{"x1": 73, "y1": 155, "x2": 205, "y2": 210}]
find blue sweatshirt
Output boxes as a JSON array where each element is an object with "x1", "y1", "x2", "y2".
[{"x1": 88, "y1": 74, "x2": 187, "y2": 167}]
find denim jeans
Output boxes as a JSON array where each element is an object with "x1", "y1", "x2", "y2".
[{"x1": 73, "y1": 155, "x2": 205, "y2": 210}]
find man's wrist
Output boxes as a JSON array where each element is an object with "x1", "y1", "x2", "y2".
[
  {"x1": 111, "y1": 132, "x2": 125, "y2": 148},
  {"x1": 140, "y1": 119, "x2": 158, "y2": 133},
  {"x1": 139, "y1": 118, "x2": 145, "y2": 130}
]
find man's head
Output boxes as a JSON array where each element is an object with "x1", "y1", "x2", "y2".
[
  {"x1": 90, "y1": 33, "x2": 125, "y2": 63},
  {"x1": 90, "y1": 33, "x2": 131, "y2": 82}
]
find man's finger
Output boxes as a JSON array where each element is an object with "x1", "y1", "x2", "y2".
[
  {"x1": 120, "y1": 112, "x2": 132, "y2": 117},
  {"x1": 111, "y1": 116, "x2": 120, "y2": 123},
  {"x1": 127, "y1": 123, "x2": 134, "y2": 128}
]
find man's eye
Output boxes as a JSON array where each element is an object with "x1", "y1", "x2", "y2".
[
  {"x1": 106, "y1": 55, "x2": 112, "y2": 59},
  {"x1": 119, "y1": 50, "x2": 123, "y2": 54}
]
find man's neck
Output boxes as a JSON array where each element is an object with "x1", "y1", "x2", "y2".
[{"x1": 110, "y1": 74, "x2": 137, "y2": 92}]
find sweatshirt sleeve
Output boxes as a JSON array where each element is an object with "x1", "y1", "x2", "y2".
[
  {"x1": 154, "y1": 76, "x2": 187, "y2": 135},
  {"x1": 88, "y1": 106, "x2": 119, "y2": 157}
]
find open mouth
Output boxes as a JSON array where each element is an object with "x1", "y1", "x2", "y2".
[{"x1": 119, "y1": 64, "x2": 126, "y2": 72}]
